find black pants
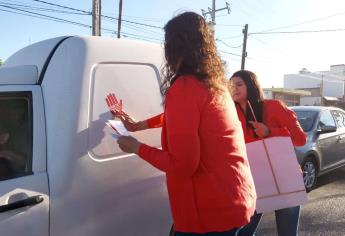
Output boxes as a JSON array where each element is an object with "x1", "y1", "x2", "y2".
[{"x1": 172, "y1": 227, "x2": 240, "y2": 236}]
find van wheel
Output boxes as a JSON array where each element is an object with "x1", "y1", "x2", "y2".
[{"x1": 302, "y1": 157, "x2": 318, "y2": 192}]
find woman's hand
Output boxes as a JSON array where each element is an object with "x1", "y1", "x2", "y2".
[
  {"x1": 106, "y1": 93, "x2": 147, "y2": 132},
  {"x1": 117, "y1": 136, "x2": 141, "y2": 154},
  {"x1": 249, "y1": 121, "x2": 270, "y2": 138},
  {"x1": 106, "y1": 93, "x2": 123, "y2": 115}
]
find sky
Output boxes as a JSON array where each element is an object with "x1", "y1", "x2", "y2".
[{"x1": 1, "y1": 0, "x2": 345, "y2": 87}]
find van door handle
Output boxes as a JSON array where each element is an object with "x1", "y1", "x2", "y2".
[{"x1": 0, "y1": 195, "x2": 44, "y2": 213}]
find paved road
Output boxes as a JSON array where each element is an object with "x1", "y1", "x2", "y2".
[{"x1": 256, "y1": 166, "x2": 345, "y2": 236}]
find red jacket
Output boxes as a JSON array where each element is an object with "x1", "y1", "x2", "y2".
[
  {"x1": 236, "y1": 100, "x2": 306, "y2": 146},
  {"x1": 138, "y1": 75, "x2": 256, "y2": 233}
]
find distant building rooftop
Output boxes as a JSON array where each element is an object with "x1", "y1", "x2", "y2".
[
  {"x1": 324, "y1": 96, "x2": 339, "y2": 101},
  {"x1": 263, "y1": 88, "x2": 311, "y2": 96}
]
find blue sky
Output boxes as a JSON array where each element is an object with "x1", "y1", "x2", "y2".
[{"x1": 1, "y1": 0, "x2": 345, "y2": 87}]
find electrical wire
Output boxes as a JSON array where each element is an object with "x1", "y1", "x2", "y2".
[
  {"x1": 250, "y1": 28, "x2": 345, "y2": 35},
  {"x1": 218, "y1": 50, "x2": 242, "y2": 57},
  {"x1": 31, "y1": 0, "x2": 163, "y2": 29},
  {"x1": 0, "y1": 2, "x2": 90, "y2": 15},
  {"x1": 0, "y1": 4, "x2": 163, "y2": 42},
  {"x1": 216, "y1": 38, "x2": 243, "y2": 48},
  {"x1": 255, "y1": 10, "x2": 345, "y2": 33},
  {"x1": 0, "y1": 4, "x2": 92, "y2": 28}
]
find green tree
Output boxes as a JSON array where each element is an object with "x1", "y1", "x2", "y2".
[{"x1": 0, "y1": 59, "x2": 3, "y2": 66}]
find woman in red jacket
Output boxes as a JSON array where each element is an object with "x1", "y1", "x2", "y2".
[
  {"x1": 228, "y1": 70, "x2": 306, "y2": 236},
  {"x1": 106, "y1": 12, "x2": 256, "y2": 236}
]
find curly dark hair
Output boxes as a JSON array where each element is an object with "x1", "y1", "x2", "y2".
[
  {"x1": 161, "y1": 12, "x2": 226, "y2": 97},
  {"x1": 230, "y1": 70, "x2": 265, "y2": 125}
]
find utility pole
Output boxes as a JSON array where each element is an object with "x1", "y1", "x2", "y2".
[
  {"x1": 202, "y1": 1, "x2": 230, "y2": 35},
  {"x1": 117, "y1": 0, "x2": 123, "y2": 38},
  {"x1": 211, "y1": 0, "x2": 216, "y2": 25},
  {"x1": 241, "y1": 24, "x2": 248, "y2": 70},
  {"x1": 92, "y1": 0, "x2": 101, "y2": 36}
]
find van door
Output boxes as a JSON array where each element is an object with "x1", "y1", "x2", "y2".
[
  {"x1": 76, "y1": 62, "x2": 170, "y2": 235},
  {"x1": 0, "y1": 86, "x2": 49, "y2": 236}
]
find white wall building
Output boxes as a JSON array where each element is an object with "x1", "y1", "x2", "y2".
[{"x1": 284, "y1": 64, "x2": 345, "y2": 99}]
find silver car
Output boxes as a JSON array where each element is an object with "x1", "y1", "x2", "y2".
[{"x1": 291, "y1": 106, "x2": 345, "y2": 192}]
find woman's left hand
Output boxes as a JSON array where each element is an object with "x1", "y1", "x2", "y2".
[
  {"x1": 249, "y1": 121, "x2": 270, "y2": 138},
  {"x1": 117, "y1": 135, "x2": 141, "y2": 154}
]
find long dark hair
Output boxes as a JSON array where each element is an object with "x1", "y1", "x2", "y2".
[
  {"x1": 230, "y1": 70, "x2": 264, "y2": 125},
  {"x1": 161, "y1": 12, "x2": 226, "y2": 97}
]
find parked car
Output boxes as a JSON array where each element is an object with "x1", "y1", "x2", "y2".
[
  {"x1": 0, "y1": 36, "x2": 171, "y2": 236},
  {"x1": 291, "y1": 106, "x2": 345, "y2": 192}
]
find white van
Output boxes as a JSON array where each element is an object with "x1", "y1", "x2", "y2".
[{"x1": 0, "y1": 36, "x2": 171, "y2": 236}]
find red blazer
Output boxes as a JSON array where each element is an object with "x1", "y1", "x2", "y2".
[
  {"x1": 138, "y1": 75, "x2": 256, "y2": 233},
  {"x1": 236, "y1": 100, "x2": 306, "y2": 146}
]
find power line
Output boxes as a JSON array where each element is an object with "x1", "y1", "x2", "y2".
[
  {"x1": 216, "y1": 39, "x2": 242, "y2": 48},
  {"x1": 218, "y1": 50, "x2": 242, "y2": 57},
  {"x1": 102, "y1": 16, "x2": 163, "y2": 37},
  {"x1": 121, "y1": 22, "x2": 163, "y2": 37},
  {"x1": 220, "y1": 34, "x2": 243, "y2": 39},
  {"x1": 291, "y1": 72, "x2": 345, "y2": 84},
  {"x1": 255, "y1": 10, "x2": 345, "y2": 33},
  {"x1": 250, "y1": 28, "x2": 345, "y2": 35},
  {"x1": 0, "y1": 4, "x2": 92, "y2": 28},
  {"x1": 1, "y1": 1, "x2": 163, "y2": 39},
  {"x1": 0, "y1": 1, "x2": 89, "y2": 15},
  {"x1": 31, "y1": 0, "x2": 163, "y2": 29},
  {"x1": 249, "y1": 35, "x2": 291, "y2": 57},
  {"x1": 32, "y1": 0, "x2": 91, "y2": 14},
  {"x1": 216, "y1": 23, "x2": 243, "y2": 27},
  {"x1": 0, "y1": 4, "x2": 162, "y2": 42},
  {"x1": 120, "y1": 14, "x2": 166, "y2": 23},
  {"x1": 0, "y1": 7, "x2": 75, "y2": 23},
  {"x1": 233, "y1": 0, "x2": 271, "y2": 31},
  {"x1": 102, "y1": 15, "x2": 162, "y2": 31}
]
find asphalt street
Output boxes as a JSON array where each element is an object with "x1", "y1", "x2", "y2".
[{"x1": 257, "y1": 166, "x2": 345, "y2": 236}]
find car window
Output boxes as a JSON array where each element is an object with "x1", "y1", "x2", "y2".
[
  {"x1": 331, "y1": 110, "x2": 345, "y2": 128},
  {"x1": 318, "y1": 110, "x2": 336, "y2": 128},
  {"x1": 294, "y1": 110, "x2": 318, "y2": 132},
  {"x1": 0, "y1": 93, "x2": 32, "y2": 181}
]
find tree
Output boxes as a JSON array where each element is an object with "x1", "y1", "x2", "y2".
[{"x1": 0, "y1": 59, "x2": 3, "y2": 66}]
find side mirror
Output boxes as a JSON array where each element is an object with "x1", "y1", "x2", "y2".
[{"x1": 317, "y1": 125, "x2": 337, "y2": 134}]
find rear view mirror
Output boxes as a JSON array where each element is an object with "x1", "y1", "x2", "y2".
[{"x1": 317, "y1": 125, "x2": 337, "y2": 134}]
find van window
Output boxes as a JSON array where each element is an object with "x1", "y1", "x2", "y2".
[
  {"x1": 0, "y1": 92, "x2": 32, "y2": 180},
  {"x1": 89, "y1": 63, "x2": 163, "y2": 159}
]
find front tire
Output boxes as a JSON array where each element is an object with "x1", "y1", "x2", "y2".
[{"x1": 302, "y1": 157, "x2": 318, "y2": 192}]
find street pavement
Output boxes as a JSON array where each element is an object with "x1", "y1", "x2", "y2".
[{"x1": 256, "y1": 166, "x2": 345, "y2": 236}]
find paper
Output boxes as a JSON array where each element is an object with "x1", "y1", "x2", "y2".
[
  {"x1": 246, "y1": 137, "x2": 308, "y2": 213},
  {"x1": 110, "y1": 133, "x2": 121, "y2": 140},
  {"x1": 105, "y1": 120, "x2": 129, "y2": 139}
]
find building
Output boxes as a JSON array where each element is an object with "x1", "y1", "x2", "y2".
[
  {"x1": 263, "y1": 88, "x2": 311, "y2": 106},
  {"x1": 284, "y1": 65, "x2": 345, "y2": 100}
]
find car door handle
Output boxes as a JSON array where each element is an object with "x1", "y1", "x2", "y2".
[{"x1": 0, "y1": 195, "x2": 44, "y2": 213}]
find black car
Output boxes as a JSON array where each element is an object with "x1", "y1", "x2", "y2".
[{"x1": 291, "y1": 106, "x2": 345, "y2": 192}]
